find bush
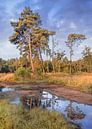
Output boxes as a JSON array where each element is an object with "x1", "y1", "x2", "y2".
[
  {"x1": 0, "y1": 65, "x2": 10, "y2": 73},
  {"x1": 34, "y1": 68, "x2": 43, "y2": 79},
  {"x1": 14, "y1": 67, "x2": 31, "y2": 81}
]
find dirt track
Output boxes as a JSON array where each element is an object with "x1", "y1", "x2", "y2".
[{"x1": 0, "y1": 82, "x2": 92, "y2": 105}]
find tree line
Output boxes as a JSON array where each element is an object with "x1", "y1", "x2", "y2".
[{"x1": 1, "y1": 45, "x2": 92, "y2": 74}]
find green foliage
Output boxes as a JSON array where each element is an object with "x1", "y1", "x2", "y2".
[
  {"x1": 0, "y1": 65, "x2": 10, "y2": 73},
  {"x1": 66, "y1": 34, "x2": 86, "y2": 75},
  {"x1": 14, "y1": 67, "x2": 31, "y2": 81},
  {"x1": 82, "y1": 46, "x2": 92, "y2": 73},
  {"x1": 0, "y1": 102, "x2": 76, "y2": 129},
  {"x1": 44, "y1": 61, "x2": 53, "y2": 72},
  {"x1": 34, "y1": 68, "x2": 43, "y2": 79}
]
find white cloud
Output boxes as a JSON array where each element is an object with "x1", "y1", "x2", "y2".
[
  {"x1": 0, "y1": 41, "x2": 20, "y2": 59},
  {"x1": 57, "y1": 20, "x2": 65, "y2": 28},
  {"x1": 79, "y1": 44, "x2": 85, "y2": 49},
  {"x1": 9, "y1": 18, "x2": 18, "y2": 23},
  {"x1": 70, "y1": 22, "x2": 77, "y2": 29}
]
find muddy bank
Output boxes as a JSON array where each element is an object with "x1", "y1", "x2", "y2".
[{"x1": 0, "y1": 82, "x2": 92, "y2": 105}]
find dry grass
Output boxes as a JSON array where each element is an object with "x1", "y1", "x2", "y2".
[
  {"x1": 47, "y1": 73, "x2": 92, "y2": 93},
  {"x1": 0, "y1": 72, "x2": 92, "y2": 93},
  {"x1": 0, "y1": 73, "x2": 14, "y2": 82}
]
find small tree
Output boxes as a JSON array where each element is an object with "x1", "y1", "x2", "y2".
[
  {"x1": 54, "y1": 51, "x2": 65, "y2": 72},
  {"x1": 66, "y1": 34, "x2": 86, "y2": 75},
  {"x1": 82, "y1": 46, "x2": 92, "y2": 72}
]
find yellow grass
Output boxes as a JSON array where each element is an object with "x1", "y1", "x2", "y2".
[
  {"x1": 0, "y1": 73, "x2": 14, "y2": 82},
  {"x1": 47, "y1": 73, "x2": 92, "y2": 93},
  {"x1": 0, "y1": 72, "x2": 92, "y2": 93}
]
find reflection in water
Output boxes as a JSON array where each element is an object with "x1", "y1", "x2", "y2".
[
  {"x1": 41, "y1": 91, "x2": 59, "y2": 110},
  {"x1": 0, "y1": 86, "x2": 4, "y2": 92},
  {"x1": 1, "y1": 89, "x2": 92, "y2": 129},
  {"x1": 21, "y1": 95, "x2": 41, "y2": 109},
  {"x1": 10, "y1": 97, "x2": 20, "y2": 105},
  {"x1": 20, "y1": 90, "x2": 85, "y2": 128},
  {"x1": 65, "y1": 101, "x2": 85, "y2": 120},
  {"x1": 40, "y1": 91, "x2": 92, "y2": 129},
  {"x1": 0, "y1": 87, "x2": 14, "y2": 92}
]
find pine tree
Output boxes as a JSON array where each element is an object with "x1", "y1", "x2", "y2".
[
  {"x1": 66, "y1": 34, "x2": 86, "y2": 75},
  {"x1": 9, "y1": 7, "x2": 53, "y2": 73}
]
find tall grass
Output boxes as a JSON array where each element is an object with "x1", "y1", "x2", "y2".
[
  {"x1": 0, "y1": 101, "x2": 76, "y2": 129},
  {"x1": 47, "y1": 73, "x2": 92, "y2": 93}
]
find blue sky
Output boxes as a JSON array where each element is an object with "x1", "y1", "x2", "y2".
[{"x1": 0, "y1": 0, "x2": 92, "y2": 60}]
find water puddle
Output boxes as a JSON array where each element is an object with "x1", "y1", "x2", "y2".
[
  {"x1": 10, "y1": 97, "x2": 20, "y2": 105},
  {"x1": 0, "y1": 87, "x2": 14, "y2": 92},
  {"x1": 41, "y1": 91, "x2": 92, "y2": 129},
  {"x1": 0, "y1": 88, "x2": 92, "y2": 129}
]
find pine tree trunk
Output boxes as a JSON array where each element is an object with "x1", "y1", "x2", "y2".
[
  {"x1": 28, "y1": 37, "x2": 34, "y2": 73},
  {"x1": 70, "y1": 46, "x2": 72, "y2": 75},
  {"x1": 56, "y1": 60, "x2": 60, "y2": 73},
  {"x1": 46, "y1": 54, "x2": 49, "y2": 73},
  {"x1": 70, "y1": 55, "x2": 72, "y2": 75},
  {"x1": 39, "y1": 48, "x2": 45, "y2": 73},
  {"x1": 52, "y1": 36, "x2": 55, "y2": 73}
]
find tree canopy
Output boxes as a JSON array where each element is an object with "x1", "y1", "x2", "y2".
[{"x1": 9, "y1": 7, "x2": 53, "y2": 73}]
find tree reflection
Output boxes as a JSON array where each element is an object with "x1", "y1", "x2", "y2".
[
  {"x1": 0, "y1": 86, "x2": 4, "y2": 92},
  {"x1": 41, "y1": 93, "x2": 59, "y2": 110},
  {"x1": 65, "y1": 101, "x2": 85, "y2": 120},
  {"x1": 21, "y1": 92, "x2": 41, "y2": 109}
]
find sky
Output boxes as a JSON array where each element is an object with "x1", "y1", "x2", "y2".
[{"x1": 0, "y1": 0, "x2": 92, "y2": 60}]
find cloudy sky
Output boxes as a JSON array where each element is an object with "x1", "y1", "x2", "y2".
[{"x1": 0, "y1": 0, "x2": 92, "y2": 60}]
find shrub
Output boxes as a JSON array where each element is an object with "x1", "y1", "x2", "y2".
[
  {"x1": 34, "y1": 68, "x2": 43, "y2": 79},
  {"x1": 14, "y1": 67, "x2": 31, "y2": 81},
  {"x1": 0, "y1": 65, "x2": 10, "y2": 73}
]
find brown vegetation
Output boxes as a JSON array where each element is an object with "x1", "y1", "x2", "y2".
[{"x1": 0, "y1": 73, "x2": 14, "y2": 82}]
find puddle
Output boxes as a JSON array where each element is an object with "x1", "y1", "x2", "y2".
[
  {"x1": 41, "y1": 91, "x2": 92, "y2": 129},
  {"x1": 10, "y1": 97, "x2": 20, "y2": 105},
  {"x1": 0, "y1": 88, "x2": 92, "y2": 129},
  {"x1": 0, "y1": 87, "x2": 14, "y2": 92}
]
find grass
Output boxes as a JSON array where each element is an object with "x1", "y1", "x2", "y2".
[
  {"x1": 0, "y1": 73, "x2": 14, "y2": 82},
  {"x1": 0, "y1": 101, "x2": 76, "y2": 129},
  {"x1": 47, "y1": 73, "x2": 92, "y2": 93},
  {"x1": 1, "y1": 72, "x2": 92, "y2": 94}
]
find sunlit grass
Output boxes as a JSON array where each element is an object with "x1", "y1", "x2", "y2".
[
  {"x1": 47, "y1": 73, "x2": 92, "y2": 93},
  {"x1": 0, "y1": 73, "x2": 14, "y2": 82},
  {"x1": 1, "y1": 73, "x2": 92, "y2": 94}
]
